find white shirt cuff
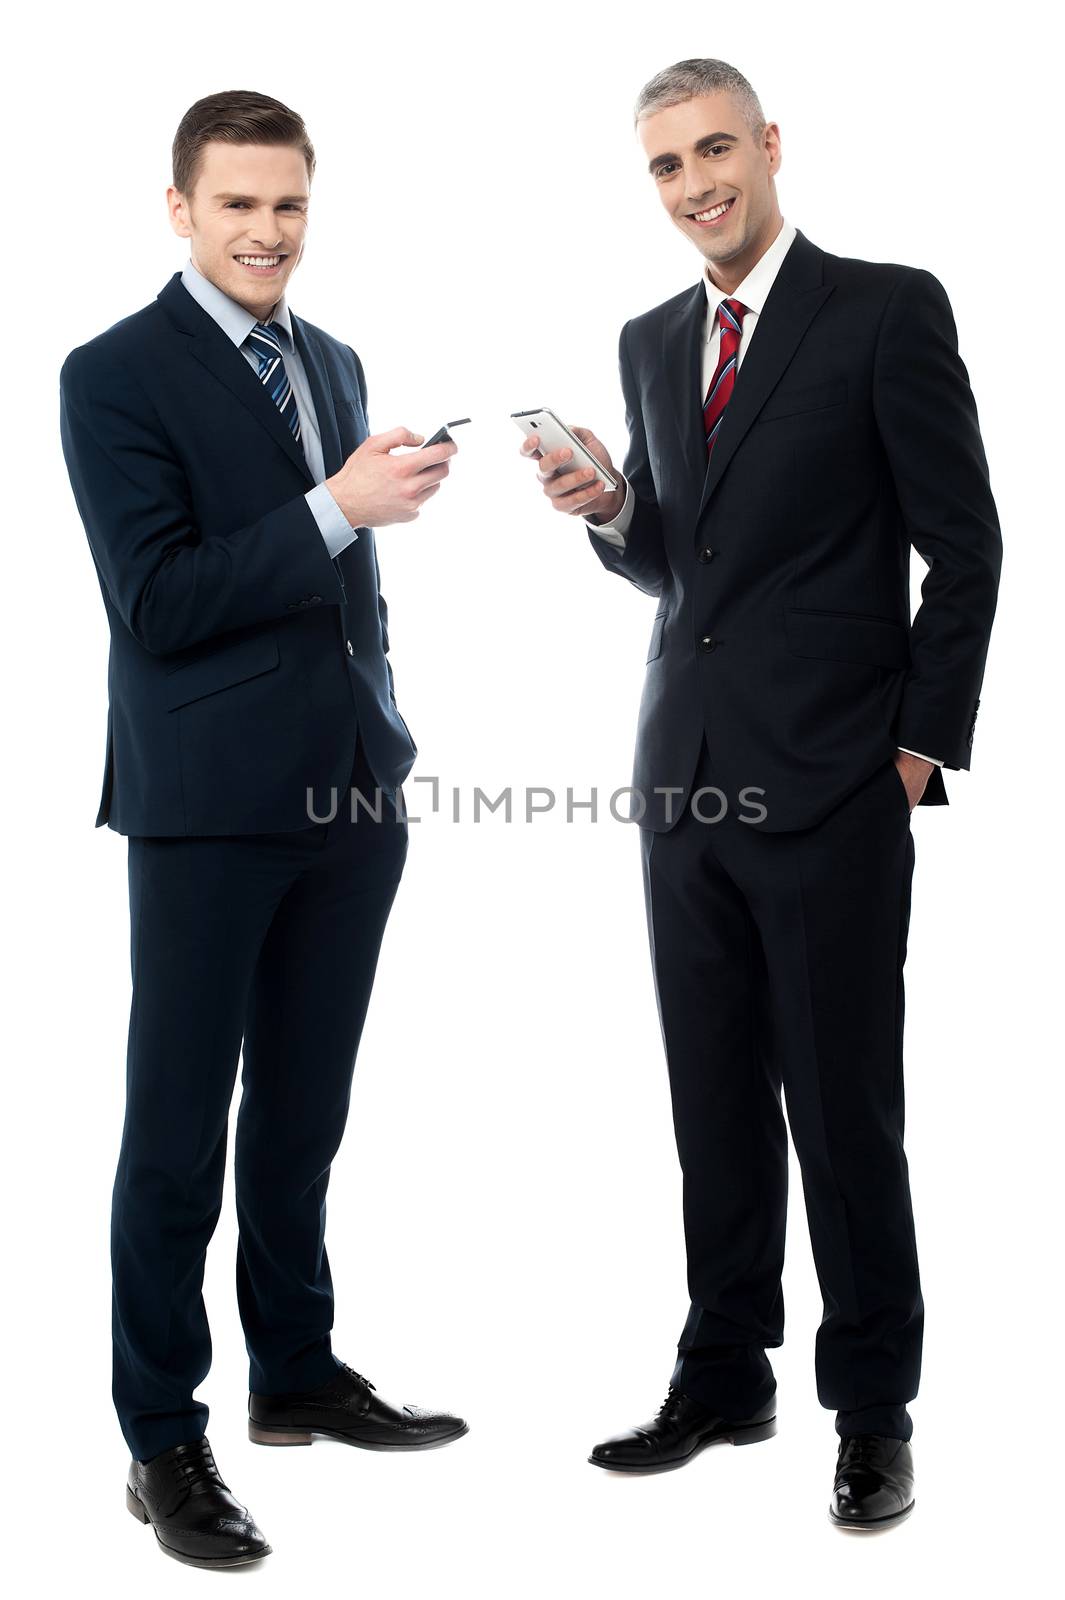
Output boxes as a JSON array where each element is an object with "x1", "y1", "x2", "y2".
[
  {"x1": 585, "y1": 477, "x2": 634, "y2": 549},
  {"x1": 898, "y1": 746, "x2": 944, "y2": 767},
  {"x1": 306, "y1": 481, "x2": 359, "y2": 559}
]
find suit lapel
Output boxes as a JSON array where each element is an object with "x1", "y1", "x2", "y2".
[
  {"x1": 661, "y1": 283, "x2": 708, "y2": 491},
  {"x1": 157, "y1": 273, "x2": 315, "y2": 486},
  {"x1": 661, "y1": 230, "x2": 837, "y2": 531},
  {"x1": 293, "y1": 316, "x2": 344, "y2": 478}
]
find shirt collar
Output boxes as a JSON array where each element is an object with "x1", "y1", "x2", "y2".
[
  {"x1": 180, "y1": 256, "x2": 295, "y2": 348},
  {"x1": 701, "y1": 216, "x2": 797, "y2": 332}
]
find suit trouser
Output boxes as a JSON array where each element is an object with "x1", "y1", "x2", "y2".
[
  {"x1": 112, "y1": 732, "x2": 408, "y2": 1462},
  {"x1": 641, "y1": 735, "x2": 922, "y2": 1441}
]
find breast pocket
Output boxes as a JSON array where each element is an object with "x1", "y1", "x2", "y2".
[
  {"x1": 341, "y1": 401, "x2": 369, "y2": 460},
  {"x1": 757, "y1": 378, "x2": 848, "y2": 423}
]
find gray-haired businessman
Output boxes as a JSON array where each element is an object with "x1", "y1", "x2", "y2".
[{"x1": 521, "y1": 57, "x2": 1001, "y2": 1529}]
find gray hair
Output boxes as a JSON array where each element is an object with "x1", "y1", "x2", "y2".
[{"x1": 634, "y1": 59, "x2": 765, "y2": 142}]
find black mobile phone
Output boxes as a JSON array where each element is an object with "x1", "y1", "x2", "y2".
[{"x1": 420, "y1": 418, "x2": 471, "y2": 449}]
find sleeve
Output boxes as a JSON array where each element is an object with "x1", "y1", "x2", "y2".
[
  {"x1": 60, "y1": 345, "x2": 345, "y2": 656},
  {"x1": 586, "y1": 320, "x2": 670, "y2": 598},
  {"x1": 873, "y1": 268, "x2": 1002, "y2": 768}
]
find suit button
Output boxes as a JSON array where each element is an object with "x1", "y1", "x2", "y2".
[
  {"x1": 346, "y1": 640, "x2": 355, "y2": 656},
  {"x1": 699, "y1": 635, "x2": 716, "y2": 652},
  {"x1": 698, "y1": 546, "x2": 716, "y2": 563},
  {"x1": 309, "y1": 595, "x2": 322, "y2": 604}
]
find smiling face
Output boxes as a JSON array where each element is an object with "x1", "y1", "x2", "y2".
[
  {"x1": 637, "y1": 92, "x2": 782, "y2": 290},
  {"x1": 167, "y1": 141, "x2": 310, "y2": 317}
]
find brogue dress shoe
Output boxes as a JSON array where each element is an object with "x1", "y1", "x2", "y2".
[
  {"x1": 589, "y1": 1386, "x2": 778, "y2": 1473},
  {"x1": 249, "y1": 1360, "x2": 469, "y2": 1449},
  {"x1": 126, "y1": 1436, "x2": 271, "y2": 1568},
  {"x1": 829, "y1": 1434, "x2": 915, "y2": 1529}
]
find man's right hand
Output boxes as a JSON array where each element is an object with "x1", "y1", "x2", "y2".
[
  {"x1": 518, "y1": 426, "x2": 626, "y2": 524},
  {"x1": 326, "y1": 427, "x2": 457, "y2": 529}
]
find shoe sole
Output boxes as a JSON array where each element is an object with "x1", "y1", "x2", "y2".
[
  {"x1": 126, "y1": 1485, "x2": 272, "y2": 1568},
  {"x1": 248, "y1": 1419, "x2": 470, "y2": 1450},
  {"x1": 587, "y1": 1415, "x2": 777, "y2": 1473},
  {"x1": 829, "y1": 1498, "x2": 915, "y2": 1531}
]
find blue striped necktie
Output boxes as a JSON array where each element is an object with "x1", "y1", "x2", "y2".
[{"x1": 247, "y1": 320, "x2": 304, "y2": 456}]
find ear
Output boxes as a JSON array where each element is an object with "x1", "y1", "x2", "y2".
[{"x1": 166, "y1": 185, "x2": 191, "y2": 239}]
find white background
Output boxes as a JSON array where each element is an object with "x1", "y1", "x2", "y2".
[{"x1": 3, "y1": 0, "x2": 1059, "y2": 1594}]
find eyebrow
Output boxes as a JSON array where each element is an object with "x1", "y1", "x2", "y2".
[
  {"x1": 647, "y1": 133, "x2": 738, "y2": 174},
  {"x1": 212, "y1": 192, "x2": 309, "y2": 204}
]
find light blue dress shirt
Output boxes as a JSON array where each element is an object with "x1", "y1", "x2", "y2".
[{"x1": 180, "y1": 258, "x2": 358, "y2": 559}]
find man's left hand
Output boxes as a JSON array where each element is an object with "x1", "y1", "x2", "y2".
[{"x1": 894, "y1": 750, "x2": 934, "y2": 810}]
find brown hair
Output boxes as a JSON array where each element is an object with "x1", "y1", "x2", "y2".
[{"x1": 172, "y1": 90, "x2": 316, "y2": 197}]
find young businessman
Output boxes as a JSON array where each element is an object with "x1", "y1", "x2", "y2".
[
  {"x1": 60, "y1": 90, "x2": 467, "y2": 1570},
  {"x1": 521, "y1": 58, "x2": 1001, "y2": 1528}
]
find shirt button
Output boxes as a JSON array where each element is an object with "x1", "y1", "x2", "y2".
[
  {"x1": 699, "y1": 635, "x2": 716, "y2": 652},
  {"x1": 698, "y1": 546, "x2": 716, "y2": 563},
  {"x1": 346, "y1": 640, "x2": 354, "y2": 656}
]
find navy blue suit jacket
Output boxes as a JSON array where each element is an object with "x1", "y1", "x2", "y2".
[
  {"x1": 60, "y1": 272, "x2": 416, "y2": 835},
  {"x1": 590, "y1": 229, "x2": 1002, "y2": 832}
]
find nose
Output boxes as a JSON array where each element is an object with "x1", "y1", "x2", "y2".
[
  {"x1": 250, "y1": 208, "x2": 283, "y2": 248},
  {"x1": 684, "y1": 174, "x2": 713, "y2": 208}
]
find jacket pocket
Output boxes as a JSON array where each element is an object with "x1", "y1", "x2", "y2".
[
  {"x1": 164, "y1": 633, "x2": 281, "y2": 711},
  {"x1": 757, "y1": 378, "x2": 847, "y2": 422},
  {"x1": 784, "y1": 607, "x2": 910, "y2": 668},
  {"x1": 646, "y1": 607, "x2": 668, "y2": 663}
]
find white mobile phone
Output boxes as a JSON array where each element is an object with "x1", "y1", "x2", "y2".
[{"x1": 511, "y1": 407, "x2": 618, "y2": 492}]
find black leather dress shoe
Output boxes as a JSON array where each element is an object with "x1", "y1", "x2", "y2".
[
  {"x1": 589, "y1": 1386, "x2": 777, "y2": 1473},
  {"x1": 249, "y1": 1360, "x2": 469, "y2": 1450},
  {"x1": 829, "y1": 1434, "x2": 915, "y2": 1529},
  {"x1": 126, "y1": 1436, "x2": 271, "y2": 1568}
]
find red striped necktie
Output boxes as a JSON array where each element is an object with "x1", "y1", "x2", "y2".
[{"x1": 703, "y1": 296, "x2": 748, "y2": 459}]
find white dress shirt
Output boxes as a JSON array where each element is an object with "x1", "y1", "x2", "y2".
[{"x1": 587, "y1": 218, "x2": 941, "y2": 767}]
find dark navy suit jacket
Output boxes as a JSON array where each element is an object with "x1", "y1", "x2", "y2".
[
  {"x1": 60, "y1": 272, "x2": 416, "y2": 835},
  {"x1": 590, "y1": 228, "x2": 1002, "y2": 832}
]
